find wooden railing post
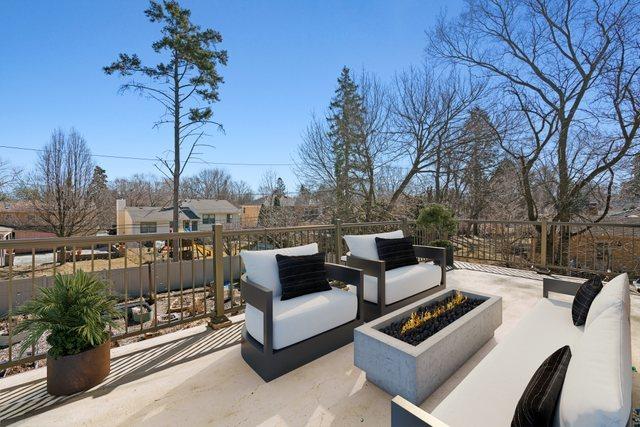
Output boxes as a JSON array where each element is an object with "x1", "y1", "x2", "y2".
[
  {"x1": 335, "y1": 219, "x2": 343, "y2": 264},
  {"x1": 211, "y1": 223, "x2": 230, "y2": 328},
  {"x1": 540, "y1": 219, "x2": 548, "y2": 267},
  {"x1": 401, "y1": 218, "x2": 408, "y2": 239}
]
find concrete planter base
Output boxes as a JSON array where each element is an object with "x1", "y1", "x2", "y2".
[{"x1": 354, "y1": 288, "x2": 501, "y2": 404}]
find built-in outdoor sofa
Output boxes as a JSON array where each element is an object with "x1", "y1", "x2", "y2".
[
  {"x1": 391, "y1": 273, "x2": 632, "y2": 427},
  {"x1": 345, "y1": 230, "x2": 446, "y2": 321}
]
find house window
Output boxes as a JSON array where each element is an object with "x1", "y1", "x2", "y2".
[
  {"x1": 202, "y1": 214, "x2": 215, "y2": 224},
  {"x1": 140, "y1": 222, "x2": 157, "y2": 234},
  {"x1": 226, "y1": 214, "x2": 233, "y2": 223}
]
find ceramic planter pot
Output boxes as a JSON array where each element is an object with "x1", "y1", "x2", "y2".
[{"x1": 46, "y1": 340, "x2": 110, "y2": 396}]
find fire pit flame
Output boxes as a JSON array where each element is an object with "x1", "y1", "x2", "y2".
[{"x1": 400, "y1": 291, "x2": 467, "y2": 335}]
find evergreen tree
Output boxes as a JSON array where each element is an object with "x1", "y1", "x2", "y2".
[
  {"x1": 89, "y1": 166, "x2": 115, "y2": 229},
  {"x1": 90, "y1": 166, "x2": 108, "y2": 196},
  {"x1": 275, "y1": 177, "x2": 286, "y2": 197},
  {"x1": 104, "y1": 0, "x2": 227, "y2": 244},
  {"x1": 327, "y1": 67, "x2": 365, "y2": 220}
]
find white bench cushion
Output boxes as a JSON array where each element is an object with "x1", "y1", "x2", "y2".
[
  {"x1": 240, "y1": 243, "x2": 319, "y2": 298},
  {"x1": 432, "y1": 298, "x2": 584, "y2": 427},
  {"x1": 343, "y1": 230, "x2": 403, "y2": 260},
  {"x1": 245, "y1": 288, "x2": 357, "y2": 350},
  {"x1": 585, "y1": 272, "x2": 629, "y2": 328},
  {"x1": 557, "y1": 299, "x2": 632, "y2": 427},
  {"x1": 361, "y1": 262, "x2": 441, "y2": 304}
]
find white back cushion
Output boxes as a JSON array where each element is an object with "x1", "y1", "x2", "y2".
[
  {"x1": 240, "y1": 243, "x2": 319, "y2": 297},
  {"x1": 585, "y1": 273, "x2": 629, "y2": 328},
  {"x1": 557, "y1": 301, "x2": 631, "y2": 427},
  {"x1": 343, "y1": 230, "x2": 404, "y2": 260}
]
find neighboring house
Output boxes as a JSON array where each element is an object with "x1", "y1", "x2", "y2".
[
  {"x1": 0, "y1": 201, "x2": 40, "y2": 229},
  {"x1": 0, "y1": 226, "x2": 14, "y2": 267},
  {"x1": 116, "y1": 199, "x2": 242, "y2": 235},
  {"x1": 240, "y1": 205, "x2": 261, "y2": 228}
]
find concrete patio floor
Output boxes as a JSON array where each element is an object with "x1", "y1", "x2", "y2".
[{"x1": 2, "y1": 263, "x2": 639, "y2": 426}]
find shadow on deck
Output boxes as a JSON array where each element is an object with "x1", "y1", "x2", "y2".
[{"x1": 0, "y1": 322, "x2": 243, "y2": 424}]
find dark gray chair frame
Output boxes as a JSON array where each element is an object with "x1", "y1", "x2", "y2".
[
  {"x1": 240, "y1": 262, "x2": 364, "y2": 382},
  {"x1": 391, "y1": 395, "x2": 448, "y2": 427},
  {"x1": 346, "y1": 245, "x2": 446, "y2": 321},
  {"x1": 542, "y1": 277, "x2": 581, "y2": 298}
]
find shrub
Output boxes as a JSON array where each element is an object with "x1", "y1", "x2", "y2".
[
  {"x1": 14, "y1": 270, "x2": 120, "y2": 358},
  {"x1": 416, "y1": 204, "x2": 457, "y2": 240},
  {"x1": 429, "y1": 239, "x2": 455, "y2": 250}
]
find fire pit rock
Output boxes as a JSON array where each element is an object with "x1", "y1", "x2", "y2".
[{"x1": 354, "y1": 288, "x2": 501, "y2": 404}]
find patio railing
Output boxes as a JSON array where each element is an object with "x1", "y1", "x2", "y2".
[{"x1": 1, "y1": 218, "x2": 638, "y2": 371}]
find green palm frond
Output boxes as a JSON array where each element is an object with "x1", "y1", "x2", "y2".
[{"x1": 14, "y1": 270, "x2": 121, "y2": 358}]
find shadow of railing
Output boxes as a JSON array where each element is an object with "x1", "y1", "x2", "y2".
[
  {"x1": 454, "y1": 261, "x2": 548, "y2": 281},
  {"x1": 0, "y1": 322, "x2": 243, "y2": 424}
]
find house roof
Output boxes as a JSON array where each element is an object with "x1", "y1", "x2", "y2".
[
  {"x1": 0, "y1": 201, "x2": 34, "y2": 213},
  {"x1": 123, "y1": 199, "x2": 241, "y2": 223},
  {"x1": 183, "y1": 199, "x2": 241, "y2": 214},
  {"x1": 180, "y1": 207, "x2": 200, "y2": 220},
  {"x1": 124, "y1": 207, "x2": 190, "y2": 223}
]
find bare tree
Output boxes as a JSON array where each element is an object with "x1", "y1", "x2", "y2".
[
  {"x1": 229, "y1": 180, "x2": 254, "y2": 205},
  {"x1": 297, "y1": 71, "x2": 396, "y2": 221},
  {"x1": 112, "y1": 174, "x2": 171, "y2": 207},
  {"x1": 432, "y1": 0, "x2": 640, "y2": 222},
  {"x1": 351, "y1": 73, "x2": 396, "y2": 220},
  {"x1": 387, "y1": 65, "x2": 485, "y2": 209},
  {"x1": 181, "y1": 168, "x2": 254, "y2": 204},
  {"x1": 26, "y1": 129, "x2": 99, "y2": 237},
  {"x1": 181, "y1": 168, "x2": 233, "y2": 199},
  {"x1": 257, "y1": 170, "x2": 282, "y2": 200},
  {"x1": 0, "y1": 158, "x2": 17, "y2": 200}
]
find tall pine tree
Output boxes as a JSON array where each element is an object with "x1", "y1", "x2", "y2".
[
  {"x1": 327, "y1": 67, "x2": 365, "y2": 221},
  {"x1": 104, "y1": 0, "x2": 227, "y2": 244}
]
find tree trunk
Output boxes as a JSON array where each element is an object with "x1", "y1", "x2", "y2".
[{"x1": 172, "y1": 56, "x2": 181, "y2": 261}]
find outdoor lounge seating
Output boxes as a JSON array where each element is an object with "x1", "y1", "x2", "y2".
[
  {"x1": 240, "y1": 243, "x2": 364, "y2": 382},
  {"x1": 390, "y1": 273, "x2": 632, "y2": 427},
  {"x1": 345, "y1": 230, "x2": 446, "y2": 321}
]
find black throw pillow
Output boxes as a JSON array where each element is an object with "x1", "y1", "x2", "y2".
[
  {"x1": 375, "y1": 236, "x2": 418, "y2": 271},
  {"x1": 276, "y1": 252, "x2": 332, "y2": 301},
  {"x1": 512, "y1": 345, "x2": 572, "y2": 427},
  {"x1": 571, "y1": 276, "x2": 603, "y2": 326}
]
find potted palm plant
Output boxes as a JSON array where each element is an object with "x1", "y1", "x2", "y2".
[
  {"x1": 14, "y1": 270, "x2": 120, "y2": 395},
  {"x1": 416, "y1": 204, "x2": 458, "y2": 268}
]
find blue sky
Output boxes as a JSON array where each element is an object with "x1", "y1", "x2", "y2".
[{"x1": 0, "y1": 0, "x2": 463, "y2": 191}]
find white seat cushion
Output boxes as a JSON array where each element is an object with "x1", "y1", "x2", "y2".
[
  {"x1": 245, "y1": 288, "x2": 357, "y2": 350},
  {"x1": 343, "y1": 230, "x2": 403, "y2": 260},
  {"x1": 432, "y1": 298, "x2": 584, "y2": 427},
  {"x1": 585, "y1": 272, "x2": 629, "y2": 328},
  {"x1": 240, "y1": 243, "x2": 318, "y2": 298},
  {"x1": 557, "y1": 300, "x2": 631, "y2": 427},
  {"x1": 360, "y1": 263, "x2": 441, "y2": 304}
]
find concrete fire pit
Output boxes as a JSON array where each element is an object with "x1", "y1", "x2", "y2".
[{"x1": 354, "y1": 288, "x2": 501, "y2": 404}]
